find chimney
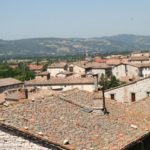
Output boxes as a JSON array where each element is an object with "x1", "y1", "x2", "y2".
[
  {"x1": 47, "y1": 73, "x2": 50, "y2": 80},
  {"x1": 19, "y1": 89, "x2": 28, "y2": 99}
]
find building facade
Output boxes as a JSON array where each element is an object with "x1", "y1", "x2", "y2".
[
  {"x1": 0, "y1": 78, "x2": 23, "y2": 93},
  {"x1": 112, "y1": 63, "x2": 140, "y2": 80},
  {"x1": 105, "y1": 77, "x2": 150, "y2": 103}
]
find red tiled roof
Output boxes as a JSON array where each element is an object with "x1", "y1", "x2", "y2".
[
  {"x1": 28, "y1": 64, "x2": 43, "y2": 71},
  {"x1": 95, "y1": 59, "x2": 107, "y2": 63}
]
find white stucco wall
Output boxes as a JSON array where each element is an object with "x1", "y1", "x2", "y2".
[
  {"x1": 47, "y1": 68, "x2": 64, "y2": 77},
  {"x1": 0, "y1": 130, "x2": 52, "y2": 150},
  {"x1": 141, "y1": 67, "x2": 150, "y2": 78},
  {"x1": 105, "y1": 77, "x2": 150, "y2": 103}
]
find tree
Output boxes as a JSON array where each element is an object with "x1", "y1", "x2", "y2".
[
  {"x1": 99, "y1": 74, "x2": 123, "y2": 90},
  {"x1": 0, "y1": 62, "x2": 35, "y2": 81},
  {"x1": 42, "y1": 63, "x2": 48, "y2": 72}
]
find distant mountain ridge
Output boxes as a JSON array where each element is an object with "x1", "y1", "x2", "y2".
[{"x1": 1, "y1": 34, "x2": 150, "y2": 57}]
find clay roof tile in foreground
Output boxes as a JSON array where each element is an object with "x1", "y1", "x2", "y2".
[{"x1": 1, "y1": 90, "x2": 150, "y2": 149}]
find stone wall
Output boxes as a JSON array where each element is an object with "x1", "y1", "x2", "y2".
[{"x1": 105, "y1": 77, "x2": 150, "y2": 103}]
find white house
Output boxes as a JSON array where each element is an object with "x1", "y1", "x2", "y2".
[
  {"x1": 72, "y1": 61, "x2": 112, "y2": 77},
  {"x1": 139, "y1": 64, "x2": 150, "y2": 78},
  {"x1": 47, "y1": 62, "x2": 68, "y2": 77},
  {"x1": 105, "y1": 77, "x2": 150, "y2": 103},
  {"x1": 25, "y1": 77, "x2": 96, "y2": 92}
]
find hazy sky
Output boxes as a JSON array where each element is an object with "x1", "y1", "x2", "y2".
[{"x1": 0, "y1": 0, "x2": 150, "y2": 40}]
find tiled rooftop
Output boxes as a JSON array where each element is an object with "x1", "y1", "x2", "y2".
[
  {"x1": 28, "y1": 64, "x2": 43, "y2": 71},
  {"x1": 0, "y1": 90, "x2": 150, "y2": 149},
  {"x1": 60, "y1": 89, "x2": 102, "y2": 108},
  {"x1": 0, "y1": 78, "x2": 22, "y2": 87},
  {"x1": 129, "y1": 56, "x2": 149, "y2": 61},
  {"x1": 25, "y1": 77, "x2": 94, "y2": 85},
  {"x1": 48, "y1": 62, "x2": 67, "y2": 68},
  {"x1": 74, "y1": 61, "x2": 111, "y2": 69}
]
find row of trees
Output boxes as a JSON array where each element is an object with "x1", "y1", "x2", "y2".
[{"x1": 0, "y1": 63, "x2": 35, "y2": 81}]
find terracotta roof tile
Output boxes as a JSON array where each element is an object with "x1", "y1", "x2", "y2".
[
  {"x1": 28, "y1": 64, "x2": 43, "y2": 71},
  {"x1": 1, "y1": 90, "x2": 150, "y2": 149},
  {"x1": 25, "y1": 77, "x2": 94, "y2": 85},
  {"x1": 48, "y1": 62, "x2": 67, "y2": 68},
  {"x1": 129, "y1": 56, "x2": 149, "y2": 61},
  {"x1": 74, "y1": 61, "x2": 111, "y2": 69}
]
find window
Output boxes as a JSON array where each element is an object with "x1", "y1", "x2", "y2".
[
  {"x1": 147, "y1": 92, "x2": 150, "y2": 97},
  {"x1": 131, "y1": 93, "x2": 136, "y2": 102},
  {"x1": 69, "y1": 66, "x2": 73, "y2": 72},
  {"x1": 110, "y1": 94, "x2": 115, "y2": 100}
]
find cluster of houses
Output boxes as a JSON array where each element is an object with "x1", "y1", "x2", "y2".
[
  {"x1": 24, "y1": 52, "x2": 150, "y2": 103},
  {"x1": 1, "y1": 52, "x2": 150, "y2": 149},
  {"x1": 1, "y1": 51, "x2": 150, "y2": 104}
]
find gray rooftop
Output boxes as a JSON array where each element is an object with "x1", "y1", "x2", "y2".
[{"x1": 0, "y1": 78, "x2": 22, "y2": 87}]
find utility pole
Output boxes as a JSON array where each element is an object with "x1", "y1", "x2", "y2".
[
  {"x1": 99, "y1": 74, "x2": 109, "y2": 115},
  {"x1": 101, "y1": 85, "x2": 109, "y2": 114}
]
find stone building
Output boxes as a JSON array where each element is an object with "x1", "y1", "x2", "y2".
[
  {"x1": 112, "y1": 63, "x2": 140, "y2": 80},
  {"x1": 25, "y1": 77, "x2": 95, "y2": 92},
  {"x1": 105, "y1": 77, "x2": 150, "y2": 103},
  {"x1": 47, "y1": 62, "x2": 68, "y2": 77},
  {"x1": 72, "y1": 61, "x2": 112, "y2": 77},
  {"x1": 129, "y1": 56, "x2": 150, "y2": 64},
  {"x1": 112, "y1": 63, "x2": 150, "y2": 80},
  {"x1": 0, "y1": 78, "x2": 23, "y2": 93}
]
